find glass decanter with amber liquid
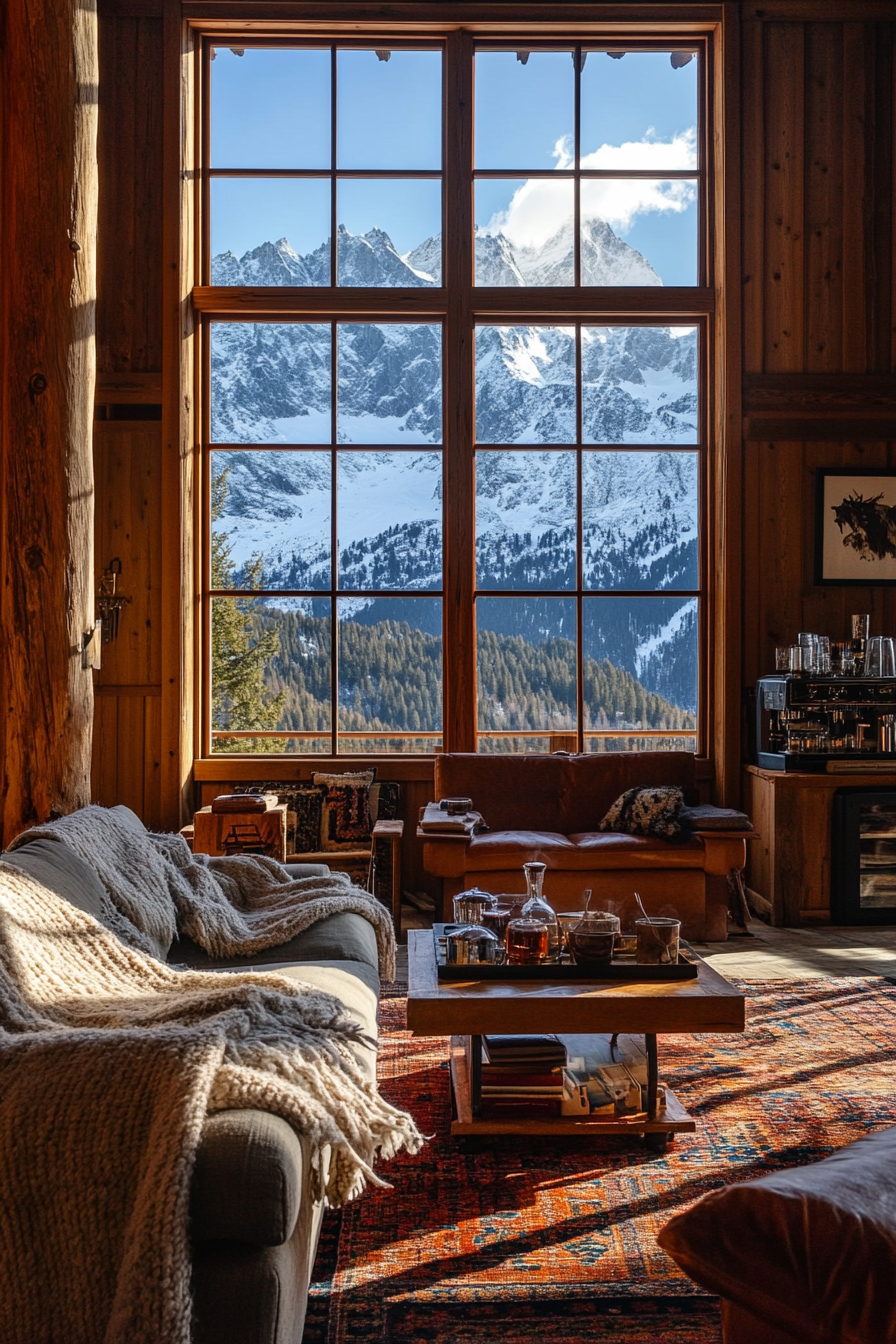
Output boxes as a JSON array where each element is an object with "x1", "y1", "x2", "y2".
[{"x1": 520, "y1": 861, "x2": 560, "y2": 962}]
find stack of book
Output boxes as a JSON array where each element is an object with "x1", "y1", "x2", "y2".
[
  {"x1": 479, "y1": 1035, "x2": 569, "y2": 1118},
  {"x1": 419, "y1": 802, "x2": 483, "y2": 836}
]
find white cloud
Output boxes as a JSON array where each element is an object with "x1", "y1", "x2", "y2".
[{"x1": 484, "y1": 129, "x2": 698, "y2": 250}]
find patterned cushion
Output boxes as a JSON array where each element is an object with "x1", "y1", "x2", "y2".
[
  {"x1": 312, "y1": 771, "x2": 376, "y2": 852},
  {"x1": 598, "y1": 786, "x2": 684, "y2": 839}
]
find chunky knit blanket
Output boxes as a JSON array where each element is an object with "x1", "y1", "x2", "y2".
[
  {"x1": 0, "y1": 857, "x2": 423, "y2": 1344},
  {"x1": 9, "y1": 804, "x2": 397, "y2": 978}
]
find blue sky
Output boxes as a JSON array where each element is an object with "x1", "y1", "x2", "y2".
[{"x1": 211, "y1": 46, "x2": 698, "y2": 283}]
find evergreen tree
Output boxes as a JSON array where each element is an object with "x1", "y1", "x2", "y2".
[{"x1": 210, "y1": 468, "x2": 286, "y2": 753}]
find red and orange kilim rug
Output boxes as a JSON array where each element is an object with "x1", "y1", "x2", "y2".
[{"x1": 304, "y1": 978, "x2": 896, "y2": 1343}]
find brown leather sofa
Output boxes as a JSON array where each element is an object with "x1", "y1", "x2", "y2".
[{"x1": 422, "y1": 753, "x2": 749, "y2": 940}]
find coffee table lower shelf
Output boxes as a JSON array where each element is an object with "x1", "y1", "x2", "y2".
[{"x1": 448, "y1": 1036, "x2": 696, "y2": 1139}]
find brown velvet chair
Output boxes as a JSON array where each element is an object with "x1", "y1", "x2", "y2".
[
  {"x1": 421, "y1": 753, "x2": 749, "y2": 940},
  {"x1": 658, "y1": 1125, "x2": 896, "y2": 1344}
]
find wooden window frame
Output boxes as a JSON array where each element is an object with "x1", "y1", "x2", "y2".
[{"x1": 188, "y1": 10, "x2": 733, "y2": 769}]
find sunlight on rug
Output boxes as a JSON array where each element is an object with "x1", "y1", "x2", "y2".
[{"x1": 304, "y1": 978, "x2": 896, "y2": 1343}]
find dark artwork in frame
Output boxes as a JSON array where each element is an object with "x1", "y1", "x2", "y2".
[{"x1": 815, "y1": 468, "x2": 896, "y2": 586}]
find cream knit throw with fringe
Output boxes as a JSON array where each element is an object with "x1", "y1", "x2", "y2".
[
  {"x1": 0, "y1": 860, "x2": 424, "y2": 1344},
  {"x1": 10, "y1": 804, "x2": 397, "y2": 978}
]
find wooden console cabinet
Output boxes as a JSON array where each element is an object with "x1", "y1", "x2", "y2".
[{"x1": 743, "y1": 765, "x2": 896, "y2": 926}]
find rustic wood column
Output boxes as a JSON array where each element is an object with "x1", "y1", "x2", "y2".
[{"x1": 1, "y1": 0, "x2": 98, "y2": 843}]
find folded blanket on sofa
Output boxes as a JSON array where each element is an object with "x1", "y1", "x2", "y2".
[
  {"x1": 0, "y1": 858, "x2": 423, "y2": 1344},
  {"x1": 8, "y1": 804, "x2": 397, "y2": 977}
]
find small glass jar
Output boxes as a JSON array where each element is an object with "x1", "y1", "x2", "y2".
[
  {"x1": 505, "y1": 916, "x2": 549, "y2": 965},
  {"x1": 452, "y1": 888, "x2": 495, "y2": 925}
]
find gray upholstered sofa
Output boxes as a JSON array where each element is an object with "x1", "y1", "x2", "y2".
[{"x1": 3, "y1": 811, "x2": 379, "y2": 1344}]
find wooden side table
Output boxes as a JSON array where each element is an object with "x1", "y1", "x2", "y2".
[{"x1": 192, "y1": 803, "x2": 287, "y2": 864}]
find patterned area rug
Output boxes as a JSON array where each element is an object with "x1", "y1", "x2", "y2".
[{"x1": 304, "y1": 978, "x2": 896, "y2": 1343}]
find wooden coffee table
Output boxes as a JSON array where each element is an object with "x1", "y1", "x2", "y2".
[{"x1": 406, "y1": 929, "x2": 745, "y2": 1148}]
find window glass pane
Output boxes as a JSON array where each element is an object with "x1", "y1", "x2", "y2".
[
  {"x1": 476, "y1": 451, "x2": 575, "y2": 589},
  {"x1": 475, "y1": 50, "x2": 574, "y2": 169},
  {"x1": 211, "y1": 179, "x2": 330, "y2": 285},
  {"x1": 337, "y1": 49, "x2": 442, "y2": 170},
  {"x1": 477, "y1": 596, "x2": 577, "y2": 749},
  {"x1": 337, "y1": 597, "x2": 442, "y2": 747},
  {"x1": 581, "y1": 326, "x2": 698, "y2": 444},
  {"x1": 336, "y1": 181, "x2": 441, "y2": 285},
  {"x1": 581, "y1": 180, "x2": 697, "y2": 286},
  {"x1": 211, "y1": 596, "x2": 331, "y2": 749},
  {"x1": 211, "y1": 451, "x2": 331, "y2": 591},
  {"x1": 580, "y1": 50, "x2": 698, "y2": 170},
  {"x1": 338, "y1": 452, "x2": 442, "y2": 590},
  {"x1": 582, "y1": 451, "x2": 698, "y2": 591},
  {"x1": 337, "y1": 323, "x2": 442, "y2": 444},
  {"x1": 211, "y1": 323, "x2": 331, "y2": 444},
  {"x1": 475, "y1": 179, "x2": 574, "y2": 286},
  {"x1": 211, "y1": 48, "x2": 331, "y2": 169},
  {"x1": 475, "y1": 325, "x2": 576, "y2": 444},
  {"x1": 582, "y1": 596, "x2": 698, "y2": 737}
]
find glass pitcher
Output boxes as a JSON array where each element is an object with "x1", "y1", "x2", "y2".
[{"x1": 520, "y1": 861, "x2": 560, "y2": 962}]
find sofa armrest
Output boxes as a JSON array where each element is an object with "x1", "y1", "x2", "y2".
[
  {"x1": 191, "y1": 1110, "x2": 304, "y2": 1246},
  {"x1": 698, "y1": 834, "x2": 749, "y2": 875}
]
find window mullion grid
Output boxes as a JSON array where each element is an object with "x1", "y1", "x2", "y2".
[
  {"x1": 330, "y1": 320, "x2": 338, "y2": 756},
  {"x1": 575, "y1": 321, "x2": 584, "y2": 752}
]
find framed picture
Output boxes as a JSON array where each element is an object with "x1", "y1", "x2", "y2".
[{"x1": 815, "y1": 468, "x2": 896, "y2": 586}]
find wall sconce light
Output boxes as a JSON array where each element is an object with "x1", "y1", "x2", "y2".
[{"x1": 96, "y1": 558, "x2": 132, "y2": 644}]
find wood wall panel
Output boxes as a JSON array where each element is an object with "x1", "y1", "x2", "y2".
[
  {"x1": 804, "y1": 24, "x2": 842, "y2": 372},
  {"x1": 93, "y1": 423, "x2": 162, "y2": 687},
  {"x1": 763, "y1": 22, "x2": 805, "y2": 371},
  {"x1": 96, "y1": 16, "x2": 163, "y2": 373}
]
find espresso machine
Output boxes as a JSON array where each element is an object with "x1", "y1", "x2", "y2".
[{"x1": 755, "y1": 675, "x2": 896, "y2": 772}]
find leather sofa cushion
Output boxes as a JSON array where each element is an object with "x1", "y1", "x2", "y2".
[
  {"x1": 436, "y1": 751, "x2": 696, "y2": 837},
  {"x1": 169, "y1": 910, "x2": 379, "y2": 973},
  {"x1": 464, "y1": 830, "x2": 705, "y2": 871},
  {"x1": 657, "y1": 1125, "x2": 896, "y2": 1344}
]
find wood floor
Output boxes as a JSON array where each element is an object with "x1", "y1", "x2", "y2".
[
  {"x1": 396, "y1": 910, "x2": 896, "y2": 982},
  {"x1": 693, "y1": 920, "x2": 896, "y2": 980}
]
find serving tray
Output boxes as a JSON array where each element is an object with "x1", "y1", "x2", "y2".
[{"x1": 433, "y1": 925, "x2": 699, "y2": 982}]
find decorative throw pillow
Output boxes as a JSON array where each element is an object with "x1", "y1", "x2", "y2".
[
  {"x1": 598, "y1": 786, "x2": 685, "y2": 838},
  {"x1": 312, "y1": 770, "x2": 376, "y2": 852},
  {"x1": 237, "y1": 782, "x2": 326, "y2": 855}
]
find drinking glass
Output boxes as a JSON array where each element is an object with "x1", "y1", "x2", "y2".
[
  {"x1": 831, "y1": 641, "x2": 849, "y2": 676},
  {"x1": 789, "y1": 645, "x2": 808, "y2": 675},
  {"x1": 815, "y1": 636, "x2": 831, "y2": 675},
  {"x1": 635, "y1": 917, "x2": 681, "y2": 965},
  {"x1": 867, "y1": 636, "x2": 885, "y2": 678},
  {"x1": 881, "y1": 638, "x2": 896, "y2": 678},
  {"x1": 797, "y1": 633, "x2": 818, "y2": 673},
  {"x1": 775, "y1": 645, "x2": 790, "y2": 672}
]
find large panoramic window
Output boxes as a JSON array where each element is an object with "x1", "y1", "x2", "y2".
[{"x1": 199, "y1": 35, "x2": 708, "y2": 755}]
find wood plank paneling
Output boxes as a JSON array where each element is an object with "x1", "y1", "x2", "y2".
[
  {"x1": 93, "y1": 423, "x2": 162, "y2": 687},
  {"x1": 763, "y1": 21, "x2": 805, "y2": 371},
  {"x1": 805, "y1": 24, "x2": 843, "y2": 371},
  {"x1": 97, "y1": 16, "x2": 163, "y2": 372}
]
